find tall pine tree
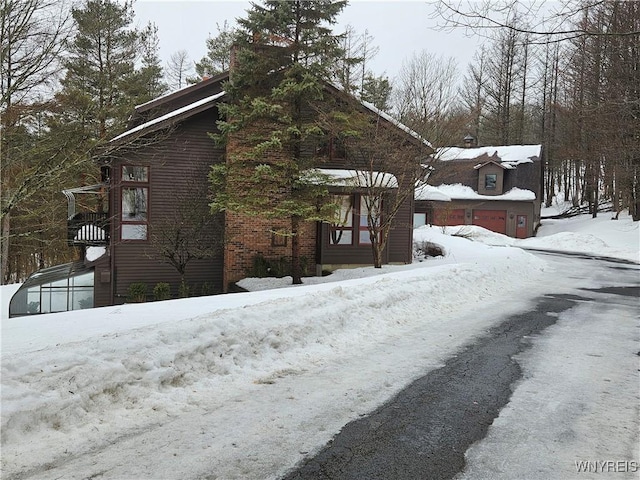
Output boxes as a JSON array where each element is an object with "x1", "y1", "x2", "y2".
[
  {"x1": 210, "y1": 0, "x2": 348, "y2": 284},
  {"x1": 191, "y1": 21, "x2": 236, "y2": 82},
  {"x1": 138, "y1": 22, "x2": 167, "y2": 101},
  {"x1": 54, "y1": 0, "x2": 154, "y2": 142}
]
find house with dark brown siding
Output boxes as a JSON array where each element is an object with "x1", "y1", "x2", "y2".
[
  {"x1": 415, "y1": 145, "x2": 543, "y2": 238},
  {"x1": 10, "y1": 72, "x2": 430, "y2": 317}
]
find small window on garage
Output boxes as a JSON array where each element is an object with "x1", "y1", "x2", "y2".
[{"x1": 485, "y1": 174, "x2": 497, "y2": 190}]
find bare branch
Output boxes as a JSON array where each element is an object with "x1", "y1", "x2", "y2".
[{"x1": 430, "y1": 0, "x2": 640, "y2": 44}]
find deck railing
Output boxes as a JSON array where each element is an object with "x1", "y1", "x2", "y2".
[{"x1": 67, "y1": 212, "x2": 110, "y2": 246}]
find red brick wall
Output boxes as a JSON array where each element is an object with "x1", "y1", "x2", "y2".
[
  {"x1": 223, "y1": 212, "x2": 317, "y2": 288},
  {"x1": 224, "y1": 120, "x2": 318, "y2": 288}
]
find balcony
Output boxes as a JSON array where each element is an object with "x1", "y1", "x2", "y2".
[
  {"x1": 63, "y1": 184, "x2": 109, "y2": 247},
  {"x1": 67, "y1": 212, "x2": 110, "y2": 246}
]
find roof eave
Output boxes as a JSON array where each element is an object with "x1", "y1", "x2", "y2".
[{"x1": 135, "y1": 71, "x2": 230, "y2": 113}]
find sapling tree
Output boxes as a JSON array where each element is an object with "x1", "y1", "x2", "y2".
[{"x1": 149, "y1": 181, "x2": 223, "y2": 291}]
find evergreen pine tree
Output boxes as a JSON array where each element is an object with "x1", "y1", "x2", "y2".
[
  {"x1": 210, "y1": 0, "x2": 348, "y2": 284},
  {"x1": 191, "y1": 21, "x2": 236, "y2": 82},
  {"x1": 360, "y1": 74, "x2": 392, "y2": 111},
  {"x1": 55, "y1": 0, "x2": 143, "y2": 141},
  {"x1": 138, "y1": 22, "x2": 168, "y2": 101}
]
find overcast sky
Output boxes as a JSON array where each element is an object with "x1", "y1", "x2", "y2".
[{"x1": 133, "y1": 0, "x2": 480, "y2": 82}]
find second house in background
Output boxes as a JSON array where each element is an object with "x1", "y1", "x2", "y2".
[{"x1": 415, "y1": 144, "x2": 543, "y2": 238}]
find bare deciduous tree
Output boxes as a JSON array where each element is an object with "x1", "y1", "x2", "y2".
[
  {"x1": 435, "y1": 0, "x2": 640, "y2": 220},
  {"x1": 166, "y1": 50, "x2": 192, "y2": 90},
  {"x1": 392, "y1": 50, "x2": 466, "y2": 148},
  {"x1": 148, "y1": 182, "x2": 223, "y2": 290},
  {"x1": 329, "y1": 108, "x2": 432, "y2": 268},
  {"x1": 1, "y1": 0, "x2": 72, "y2": 283},
  {"x1": 431, "y1": 0, "x2": 640, "y2": 42}
]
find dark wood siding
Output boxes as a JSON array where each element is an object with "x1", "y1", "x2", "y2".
[
  {"x1": 111, "y1": 109, "x2": 225, "y2": 302},
  {"x1": 88, "y1": 254, "x2": 111, "y2": 308},
  {"x1": 503, "y1": 161, "x2": 542, "y2": 198},
  {"x1": 386, "y1": 194, "x2": 413, "y2": 263},
  {"x1": 429, "y1": 159, "x2": 478, "y2": 187}
]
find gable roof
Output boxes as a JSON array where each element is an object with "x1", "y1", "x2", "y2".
[
  {"x1": 134, "y1": 71, "x2": 228, "y2": 113},
  {"x1": 109, "y1": 70, "x2": 431, "y2": 149},
  {"x1": 359, "y1": 100, "x2": 433, "y2": 149}
]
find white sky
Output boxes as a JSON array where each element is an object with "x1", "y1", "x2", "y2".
[{"x1": 133, "y1": 0, "x2": 480, "y2": 81}]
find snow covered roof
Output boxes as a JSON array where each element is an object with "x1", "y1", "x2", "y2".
[
  {"x1": 305, "y1": 168, "x2": 398, "y2": 188},
  {"x1": 437, "y1": 145, "x2": 541, "y2": 167},
  {"x1": 415, "y1": 183, "x2": 536, "y2": 202},
  {"x1": 111, "y1": 91, "x2": 226, "y2": 143},
  {"x1": 473, "y1": 160, "x2": 515, "y2": 170}
]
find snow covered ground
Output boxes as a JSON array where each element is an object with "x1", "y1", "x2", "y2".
[{"x1": 0, "y1": 211, "x2": 638, "y2": 479}]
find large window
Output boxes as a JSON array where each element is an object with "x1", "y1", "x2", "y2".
[
  {"x1": 328, "y1": 194, "x2": 381, "y2": 246},
  {"x1": 358, "y1": 196, "x2": 381, "y2": 244},
  {"x1": 329, "y1": 195, "x2": 354, "y2": 245},
  {"x1": 121, "y1": 166, "x2": 149, "y2": 240}
]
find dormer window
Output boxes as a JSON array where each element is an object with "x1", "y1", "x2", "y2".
[{"x1": 475, "y1": 161, "x2": 504, "y2": 195}]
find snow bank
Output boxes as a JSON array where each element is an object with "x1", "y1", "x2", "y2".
[
  {"x1": 420, "y1": 215, "x2": 638, "y2": 264},
  {"x1": 1, "y1": 211, "x2": 637, "y2": 479},
  {"x1": 1, "y1": 240, "x2": 548, "y2": 479}
]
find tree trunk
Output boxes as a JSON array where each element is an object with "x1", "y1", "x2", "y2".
[
  {"x1": 1, "y1": 213, "x2": 10, "y2": 284},
  {"x1": 545, "y1": 166, "x2": 555, "y2": 208},
  {"x1": 291, "y1": 215, "x2": 302, "y2": 284},
  {"x1": 632, "y1": 165, "x2": 640, "y2": 221},
  {"x1": 371, "y1": 240, "x2": 382, "y2": 268}
]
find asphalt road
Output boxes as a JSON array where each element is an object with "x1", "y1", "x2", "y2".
[{"x1": 282, "y1": 254, "x2": 640, "y2": 480}]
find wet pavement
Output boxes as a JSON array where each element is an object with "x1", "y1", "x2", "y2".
[{"x1": 283, "y1": 255, "x2": 639, "y2": 480}]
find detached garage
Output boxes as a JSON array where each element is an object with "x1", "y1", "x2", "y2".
[
  {"x1": 414, "y1": 184, "x2": 538, "y2": 238},
  {"x1": 414, "y1": 144, "x2": 542, "y2": 238}
]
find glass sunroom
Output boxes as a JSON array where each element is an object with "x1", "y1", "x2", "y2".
[{"x1": 9, "y1": 262, "x2": 94, "y2": 317}]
